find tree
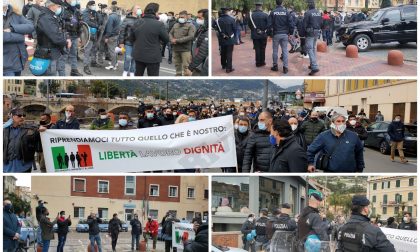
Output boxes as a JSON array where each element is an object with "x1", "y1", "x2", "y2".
[
  {"x1": 90, "y1": 80, "x2": 106, "y2": 98},
  {"x1": 6, "y1": 192, "x2": 31, "y2": 216},
  {"x1": 67, "y1": 83, "x2": 78, "y2": 93},
  {"x1": 39, "y1": 80, "x2": 60, "y2": 97}
]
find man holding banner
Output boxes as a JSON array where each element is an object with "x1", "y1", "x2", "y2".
[{"x1": 163, "y1": 213, "x2": 180, "y2": 252}]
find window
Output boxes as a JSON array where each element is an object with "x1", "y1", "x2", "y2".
[
  {"x1": 98, "y1": 208, "x2": 108, "y2": 219},
  {"x1": 125, "y1": 176, "x2": 136, "y2": 195},
  {"x1": 186, "y1": 211, "x2": 195, "y2": 221},
  {"x1": 373, "y1": 183, "x2": 377, "y2": 190},
  {"x1": 383, "y1": 194, "x2": 388, "y2": 204},
  {"x1": 407, "y1": 206, "x2": 413, "y2": 214},
  {"x1": 396, "y1": 180, "x2": 400, "y2": 188},
  {"x1": 73, "y1": 178, "x2": 86, "y2": 192},
  {"x1": 409, "y1": 178, "x2": 414, "y2": 186},
  {"x1": 372, "y1": 196, "x2": 376, "y2": 203},
  {"x1": 381, "y1": 182, "x2": 385, "y2": 189},
  {"x1": 74, "y1": 207, "x2": 85, "y2": 218},
  {"x1": 382, "y1": 207, "x2": 387, "y2": 214},
  {"x1": 149, "y1": 185, "x2": 159, "y2": 196},
  {"x1": 272, "y1": 180, "x2": 277, "y2": 189},
  {"x1": 98, "y1": 180, "x2": 109, "y2": 193},
  {"x1": 383, "y1": 9, "x2": 401, "y2": 23},
  {"x1": 395, "y1": 194, "x2": 402, "y2": 203},
  {"x1": 394, "y1": 207, "x2": 399, "y2": 214},
  {"x1": 372, "y1": 207, "x2": 376, "y2": 216},
  {"x1": 169, "y1": 186, "x2": 178, "y2": 197},
  {"x1": 402, "y1": 6, "x2": 416, "y2": 20},
  {"x1": 149, "y1": 209, "x2": 158, "y2": 219},
  {"x1": 187, "y1": 187, "x2": 195, "y2": 198},
  {"x1": 408, "y1": 192, "x2": 413, "y2": 201},
  {"x1": 204, "y1": 189, "x2": 209, "y2": 199}
]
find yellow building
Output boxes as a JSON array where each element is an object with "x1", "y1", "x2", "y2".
[
  {"x1": 367, "y1": 176, "x2": 417, "y2": 221},
  {"x1": 324, "y1": 79, "x2": 416, "y2": 123},
  {"x1": 324, "y1": 0, "x2": 380, "y2": 11},
  {"x1": 3, "y1": 79, "x2": 24, "y2": 96},
  {"x1": 303, "y1": 80, "x2": 326, "y2": 108}
]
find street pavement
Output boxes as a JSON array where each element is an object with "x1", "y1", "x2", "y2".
[
  {"x1": 33, "y1": 231, "x2": 181, "y2": 252},
  {"x1": 211, "y1": 31, "x2": 417, "y2": 76}
]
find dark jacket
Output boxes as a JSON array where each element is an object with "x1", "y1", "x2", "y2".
[
  {"x1": 300, "y1": 119, "x2": 325, "y2": 145},
  {"x1": 26, "y1": 5, "x2": 44, "y2": 39},
  {"x1": 132, "y1": 14, "x2": 170, "y2": 64},
  {"x1": 189, "y1": 25, "x2": 208, "y2": 75},
  {"x1": 269, "y1": 135, "x2": 308, "y2": 172},
  {"x1": 337, "y1": 214, "x2": 396, "y2": 252},
  {"x1": 61, "y1": 3, "x2": 82, "y2": 38},
  {"x1": 108, "y1": 218, "x2": 122, "y2": 235},
  {"x1": 162, "y1": 217, "x2": 180, "y2": 240},
  {"x1": 137, "y1": 116, "x2": 162, "y2": 128},
  {"x1": 292, "y1": 129, "x2": 307, "y2": 150},
  {"x1": 346, "y1": 122, "x2": 368, "y2": 140},
  {"x1": 248, "y1": 9, "x2": 269, "y2": 39},
  {"x1": 87, "y1": 216, "x2": 102, "y2": 236},
  {"x1": 3, "y1": 209, "x2": 21, "y2": 249},
  {"x1": 241, "y1": 219, "x2": 255, "y2": 236},
  {"x1": 52, "y1": 117, "x2": 80, "y2": 129},
  {"x1": 387, "y1": 121, "x2": 405, "y2": 142},
  {"x1": 184, "y1": 224, "x2": 208, "y2": 252},
  {"x1": 4, "y1": 125, "x2": 41, "y2": 165},
  {"x1": 298, "y1": 206, "x2": 329, "y2": 241},
  {"x1": 268, "y1": 5, "x2": 294, "y2": 35},
  {"x1": 3, "y1": 7, "x2": 34, "y2": 73},
  {"x1": 170, "y1": 22, "x2": 195, "y2": 52},
  {"x1": 119, "y1": 14, "x2": 138, "y2": 45},
  {"x1": 398, "y1": 221, "x2": 417, "y2": 230},
  {"x1": 36, "y1": 7, "x2": 67, "y2": 60},
  {"x1": 57, "y1": 217, "x2": 71, "y2": 236},
  {"x1": 82, "y1": 8, "x2": 101, "y2": 29},
  {"x1": 242, "y1": 129, "x2": 272, "y2": 172},
  {"x1": 159, "y1": 115, "x2": 175, "y2": 126},
  {"x1": 40, "y1": 215, "x2": 57, "y2": 240},
  {"x1": 130, "y1": 218, "x2": 142, "y2": 235},
  {"x1": 214, "y1": 14, "x2": 235, "y2": 46},
  {"x1": 235, "y1": 130, "x2": 250, "y2": 172},
  {"x1": 303, "y1": 8, "x2": 322, "y2": 36},
  {"x1": 307, "y1": 129, "x2": 364, "y2": 172},
  {"x1": 104, "y1": 12, "x2": 120, "y2": 38},
  {"x1": 267, "y1": 214, "x2": 297, "y2": 239}
]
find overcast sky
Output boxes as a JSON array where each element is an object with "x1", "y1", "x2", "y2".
[
  {"x1": 14, "y1": 174, "x2": 31, "y2": 188},
  {"x1": 270, "y1": 79, "x2": 304, "y2": 88}
]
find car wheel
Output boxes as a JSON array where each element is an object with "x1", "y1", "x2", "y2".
[
  {"x1": 353, "y1": 34, "x2": 371, "y2": 52},
  {"x1": 380, "y1": 140, "x2": 390, "y2": 155}
]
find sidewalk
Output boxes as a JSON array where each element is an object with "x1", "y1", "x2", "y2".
[{"x1": 211, "y1": 31, "x2": 417, "y2": 76}]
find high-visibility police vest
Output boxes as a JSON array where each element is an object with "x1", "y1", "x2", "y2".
[{"x1": 338, "y1": 221, "x2": 369, "y2": 252}]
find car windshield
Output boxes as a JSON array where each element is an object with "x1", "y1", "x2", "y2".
[
  {"x1": 78, "y1": 220, "x2": 88, "y2": 224},
  {"x1": 405, "y1": 125, "x2": 417, "y2": 137},
  {"x1": 367, "y1": 9, "x2": 385, "y2": 21}
]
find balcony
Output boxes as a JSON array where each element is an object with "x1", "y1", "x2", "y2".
[{"x1": 380, "y1": 201, "x2": 404, "y2": 207}]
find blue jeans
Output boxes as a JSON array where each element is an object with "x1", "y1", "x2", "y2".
[
  {"x1": 306, "y1": 36, "x2": 319, "y2": 70},
  {"x1": 57, "y1": 37, "x2": 79, "y2": 75},
  {"x1": 3, "y1": 71, "x2": 21, "y2": 76},
  {"x1": 42, "y1": 240, "x2": 50, "y2": 252},
  {"x1": 234, "y1": 28, "x2": 241, "y2": 44},
  {"x1": 45, "y1": 59, "x2": 58, "y2": 76},
  {"x1": 37, "y1": 226, "x2": 42, "y2": 245},
  {"x1": 272, "y1": 33, "x2": 289, "y2": 68},
  {"x1": 89, "y1": 234, "x2": 102, "y2": 252},
  {"x1": 84, "y1": 40, "x2": 98, "y2": 66},
  {"x1": 57, "y1": 234, "x2": 67, "y2": 252},
  {"x1": 123, "y1": 45, "x2": 135, "y2": 73},
  {"x1": 322, "y1": 29, "x2": 332, "y2": 45},
  {"x1": 131, "y1": 234, "x2": 140, "y2": 249}
]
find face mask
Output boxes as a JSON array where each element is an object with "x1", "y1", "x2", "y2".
[
  {"x1": 291, "y1": 124, "x2": 298, "y2": 131},
  {"x1": 168, "y1": 16, "x2": 172, "y2": 20},
  {"x1": 4, "y1": 204, "x2": 12, "y2": 212},
  {"x1": 258, "y1": 122, "x2": 267, "y2": 131},
  {"x1": 28, "y1": 1, "x2": 33, "y2": 5},
  {"x1": 119, "y1": 119, "x2": 128, "y2": 126},
  {"x1": 178, "y1": 18, "x2": 186, "y2": 24},
  {"x1": 238, "y1": 126, "x2": 248, "y2": 133},
  {"x1": 40, "y1": 120, "x2": 49, "y2": 126},
  {"x1": 100, "y1": 115, "x2": 107, "y2": 120},
  {"x1": 285, "y1": 113, "x2": 290, "y2": 116},
  {"x1": 196, "y1": 18, "x2": 204, "y2": 25},
  {"x1": 148, "y1": 218, "x2": 151, "y2": 221},
  {"x1": 403, "y1": 217, "x2": 409, "y2": 223},
  {"x1": 146, "y1": 113, "x2": 154, "y2": 119},
  {"x1": 55, "y1": 7, "x2": 62, "y2": 16},
  {"x1": 269, "y1": 135, "x2": 277, "y2": 146},
  {"x1": 239, "y1": 113, "x2": 245, "y2": 116},
  {"x1": 234, "y1": 124, "x2": 239, "y2": 130},
  {"x1": 331, "y1": 123, "x2": 346, "y2": 133},
  {"x1": 136, "y1": 9, "x2": 142, "y2": 16},
  {"x1": 65, "y1": 111, "x2": 72, "y2": 119},
  {"x1": 188, "y1": 117, "x2": 196, "y2": 122},
  {"x1": 248, "y1": 218, "x2": 254, "y2": 222},
  {"x1": 349, "y1": 120, "x2": 356, "y2": 126},
  {"x1": 172, "y1": 112, "x2": 177, "y2": 116},
  {"x1": 311, "y1": 117, "x2": 318, "y2": 121},
  {"x1": 395, "y1": 118, "x2": 400, "y2": 122},
  {"x1": 70, "y1": 0, "x2": 77, "y2": 6},
  {"x1": 89, "y1": 5, "x2": 96, "y2": 11}
]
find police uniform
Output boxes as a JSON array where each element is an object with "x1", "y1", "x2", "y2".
[
  {"x1": 215, "y1": 8, "x2": 235, "y2": 73},
  {"x1": 82, "y1": 0, "x2": 102, "y2": 74},
  {"x1": 268, "y1": 3, "x2": 293, "y2": 73},
  {"x1": 241, "y1": 217, "x2": 256, "y2": 252},
  {"x1": 255, "y1": 209, "x2": 269, "y2": 250},
  {"x1": 248, "y1": 2, "x2": 269, "y2": 67},
  {"x1": 303, "y1": 1, "x2": 322, "y2": 75},
  {"x1": 337, "y1": 195, "x2": 396, "y2": 252},
  {"x1": 57, "y1": 1, "x2": 83, "y2": 76}
]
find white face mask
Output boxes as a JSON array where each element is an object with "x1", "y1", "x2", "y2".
[
  {"x1": 331, "y1": 123, "x2": 346, "y2": 133},
  {"x1": 65, "y1": 111, "x2": 72, "y2": 119},
  {"x1": 403, "y1": 217, "x2": 409, "y2": 223},
  {"x1": 196, "y1": 18, "x2": 204, "y2": 25},
  {"x1": 234, "y1": 124, "x2": 239, "y2": 130},
  {"x1": 291, "y1": 124, "x2": 298, "y2": 131},
  {"x1": 100, "y1": 115, "x2": 107, "y2": 120},
  {"x1": 239, "y1": 112, "x2": 245, "y2": 116},
  {"x1": 248, "y1": 217, "x2": 254, "y2": 222},
  {"x1": 349, "y1": 120, "x2": 356, "y2": 126},
  {"x1": 395, "y1": 118, "x2": 400, "y2": 122}
]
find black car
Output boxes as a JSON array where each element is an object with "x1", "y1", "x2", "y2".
[
  {"x1": 365, "y1": 121, "x2": 417, "y2": 156},
  {"x1": 338, "y1": 5, "x2": 417, "y2": 51}
]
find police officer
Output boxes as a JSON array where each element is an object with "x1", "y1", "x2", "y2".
[
  {"x1": 248, "y1": 1, "x2": 268, "y2": 67},
  {"x1": 36, "y1": 0, "x2": 69, "y2": 76},
  {"x1": 297, "y1": 190, "x2": 328, "y2": 248},
  {"x1": 254, "y1": 208, "x2": 269, "y2": 251},
  {"x1": 58, "y1": 0, "x2": 84, "y2": 76},
  {"x1": 268, "y1": 0, "x2": 294, "y2": 74},
  {"x1": 337, "y1": 195, "x2": 396, "y2": 252},
  {"x1": 303, "y1": 0, "x2": 322, "y2": 75},
  {"x1": 82, "y1": 0, "x2": 102, "y2": 75},
  {"x1": 266, "y1": 204, "x2": 296, "y2": 250},
  {"x1": 241, "y1": 213, "x2": 256, "y2": 252},
  {"x1": 215, "y1": 7, "x2": 235, "y2": 73}
]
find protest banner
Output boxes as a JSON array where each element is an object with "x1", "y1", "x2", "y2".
[
  {"x1": 381, "y1": 227, "x2": 417, "y2": 252},
  {"x1": 40, "y1": 116, "x2": 237, "y2": 172},
  {"x1": 172, "y1": 222, "x2": 196, "y2": 249}
]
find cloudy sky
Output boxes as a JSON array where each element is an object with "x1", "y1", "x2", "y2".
[
  {"x1": 14, "y1": 174, "x2": 31, "y2": 188},
  {"x1": 270, "y1": 79, "x2": 304, "y2": 88}
]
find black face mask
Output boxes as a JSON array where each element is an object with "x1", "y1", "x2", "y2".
[
  {"x1": 165, "y1": 114, "x2": 174, "y2": 119},
  {"x1": 40, "y1": 120, "x2": 50, "y2": 126}
]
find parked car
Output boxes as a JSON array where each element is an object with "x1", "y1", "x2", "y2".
[
  {"x1": 18, "y1": 218, "x2": 37, "y2": 247},
  {"x1": 211, "y1": 245, "x2": 247, "y2": 252},
  {"x1": 121, "y1": 221, "x2": 129, "y2": 232},
  {"x1": 99, "y1": 219, "x2": 109, "y2": 232},
  {"x1": 338, "y1": 5, "x2": 417, "y2": 51},
  {"x1": 76, "y1": 219, "x2": 89, "y2": 233},
  {"x1": 365, "y1": 121, "x2": 417, "y2": 155}
]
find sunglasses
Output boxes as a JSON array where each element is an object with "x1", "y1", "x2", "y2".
[{"x1": 15, "y1": 114, "x2": 26, "y2": 118}]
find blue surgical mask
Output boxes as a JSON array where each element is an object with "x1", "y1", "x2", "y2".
[
  {"x1": 89, "y1": 5, "x2": 96, "y2": 11},
  {"x1": 70, "y1": 0, "x2": 77, "y2": 6},
  {"x1": 178, "y1": 18, "x2": 186, "y2": 24},
  {"x1": 136, "y1": 9, "x2": 142, "y2": 16},
  {"x1": 188, "y1": 117, "x2": 196, "y2": 122},
  {"x1": 269, "y1": 135, "x2": 277, "y2": 146},
  {"x1": 119, "y1": 119, "x2": 128, "y2": 127},
  {"x1": 4, "y1": 204, "x2": 12, "y2": 212},
  {"x1": 238, "y1": 126, "x2": 248, "y2": 133},
  {"x1": 146, "y1": 113, "x2": 154, "y2": 119},
  {"x1": 258, "y1": 122, "x2": 267, "y2": 131},
  {"x1": 55, "y1": 7, "x2": 62, "y2": 16}
]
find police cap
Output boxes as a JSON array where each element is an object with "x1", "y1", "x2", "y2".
[
  {"x1": 309, "y1": 189, "x2": 323, "y2": 201},
  {"x1": 352, "y1": 195, "x2": 370, "y2": 206},
  {"x1": 260, "y1": 208, "x2": 268, "y2": 214},
  {"x1": 87, "y1": 0, "x2": 95, "y2": 6}
]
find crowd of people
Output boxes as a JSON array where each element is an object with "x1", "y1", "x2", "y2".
[
  {"x1": 3, "y1": 101, "x2": 409, "y2": 173},
  {"x1": 3, "y1": 0, "x2": 208, "y2": 76},
  {"x1": 213, "y1": 0, "x2": 371, "y2": 75},
  {"x1": 3, "y1": 199, "x2": 208, "y2": 252},
  {"x1": 239, "y1": 191, "x2": 416, "y2": 252}
]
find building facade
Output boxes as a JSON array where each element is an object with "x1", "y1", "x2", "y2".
[
  {"x1": 3, "y1": 176, "x2": 17, "y2": 194},
  {"x1": 367, "y1": 176, "x2": 417, "y2": 221},
  {"x1": 31, "y1": 176, "x2": 208, "y2": 224},
  {"x1": 324, "y1": 79, "x2": 416, "y2": 123},
  {"x1": 3, "y1": 79, "x2": 24, "y2": 96},
  {"x1": 303, "y1": 80, "x2": 326, "y2": 108}
]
